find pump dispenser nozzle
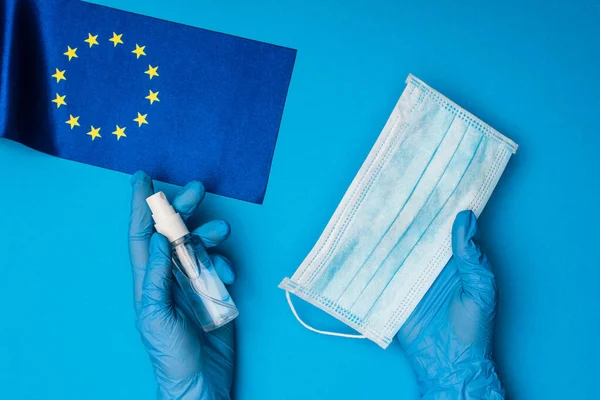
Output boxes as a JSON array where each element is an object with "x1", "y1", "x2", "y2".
[
  {"x1": 146, "y1": 192, "x2": 189, "y2": 242},
  {"x1": 146, "y1": 191, "x2": 175, "y2": 221}
]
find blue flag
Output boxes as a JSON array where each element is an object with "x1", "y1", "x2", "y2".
[{"x1": 0, "y1": 0, "x2": 296, "y2": 204}]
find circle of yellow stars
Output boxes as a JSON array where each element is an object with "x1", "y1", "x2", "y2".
[{"x1": 52, "y1": 32, "x2": 161, "y2": 142}]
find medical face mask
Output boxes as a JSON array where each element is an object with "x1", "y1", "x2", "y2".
[{"x1": 279, "y1": 74, "x2": 517, "y2": 349}]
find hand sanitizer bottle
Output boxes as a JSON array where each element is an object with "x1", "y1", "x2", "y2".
[{"x1": 146, "y1": 191, "x2": 238, "y2": 331}]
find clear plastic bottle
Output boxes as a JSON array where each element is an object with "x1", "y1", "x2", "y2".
[{"x1": 146, "y1": 192, "x2": 238, "y2": 332}]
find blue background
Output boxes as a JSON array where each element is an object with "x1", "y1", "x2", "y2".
[{"x1": 0, "y1": 0, "x2": 598, "y2": 399}]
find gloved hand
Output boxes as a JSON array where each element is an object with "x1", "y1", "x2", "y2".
[
  {"x1": 128, "y1": 171, "x2": 236, "y2": 400},
  {"x1": 397, "y1": 210, "x2": 504, "y2": 399}
]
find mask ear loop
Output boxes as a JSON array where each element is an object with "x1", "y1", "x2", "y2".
[{"x1": 285, "y1": 291, "x2": 366, "y2": 339}]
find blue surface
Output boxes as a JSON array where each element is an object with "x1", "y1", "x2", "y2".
[{"x1": 0, "y1": 0, "x2": 598, "y2": 399}]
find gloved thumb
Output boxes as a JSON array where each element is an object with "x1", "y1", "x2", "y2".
[
  {"x1": 452, "y1": 210, "x2": 497, "y2": 311},
  {"x1": 141, "y1": 233, "x2": 174, "y2": 309}
]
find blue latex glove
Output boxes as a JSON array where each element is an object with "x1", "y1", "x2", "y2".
[
  {"x1": 128, "y1": 171, "x2": 236, "y2": 400},
  {"x1": 397, "y1": 210, "x2": 504, "y2": 399}
]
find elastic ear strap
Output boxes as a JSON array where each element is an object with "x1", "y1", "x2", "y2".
[{"x1": 285, "y1": 291, "x2": 366, "y2": 339}]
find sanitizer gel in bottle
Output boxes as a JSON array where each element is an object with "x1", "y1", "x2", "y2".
[{"x1": 146, "y1": 191, "x2": 238, "y2": 331}]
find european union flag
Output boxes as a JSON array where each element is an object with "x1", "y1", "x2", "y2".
[{"x1": 0, "y1": 0, "x2": 296, "y2": 203}]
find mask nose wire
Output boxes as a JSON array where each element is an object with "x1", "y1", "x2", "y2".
[{"x1": 285, "y1": 291, "x2": 366, "y2": 339}]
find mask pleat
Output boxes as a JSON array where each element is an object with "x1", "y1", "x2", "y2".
[
  {"x1": 365, "y1": 136, "x2": 506, "y2": 337},
  {"x1": 294, "y1": 84, "x2": 423, "y2": 287},
  {"x1": 343, "y1": 119, "x2": 483, "y2": 317},
  {"x1": 312, "y1": 98, "x2": 449, "y2": 298}
]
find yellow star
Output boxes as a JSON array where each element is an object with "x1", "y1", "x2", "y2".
[
  {"x1": 52, "y1": 93, "x2": 66, "y2": 108},
  {"x1": 51, "y1": 68, "x2": 66, "y2": 83},
  {"x1": 132, "y1": 44, "x2": 146, "y2": 59},
  {"x1": 109, "y1": 32, "x2": 123, "y2": 47},
  {"x1": 63, "y1": 46, "x2": 78, "y2": 61},
  {"x1": 144, "y1": 65, "x2": 159, "y2": 79},
  {"x1": 145, "y1": 90, "x2": 160, "y2": 105},
  {"x1": 112, "y1": 125, "x2": 127, "y2": 140},
  {"x1": 86, "y1": 126, "x2": 101, "y2": 141},
  {"x1": 65, "y1": 114, "x2": 80, "y2": 129},
  {"x1": 133, "y1": 112, "x2": 148, "y2": 127},
  {"x1": 84, "y1": 33, "x2": 99, "y2": 48}
]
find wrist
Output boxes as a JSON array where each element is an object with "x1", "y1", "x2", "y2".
[
  {"x1": 156, "y1": 375, "x2": 232, "y2": 400},
  {"x1": 158, "y1": 387, "x2": 231, "y2": 400},
  {"x1": 416, "y1": 358, "x2": 504, "y2": 400}
]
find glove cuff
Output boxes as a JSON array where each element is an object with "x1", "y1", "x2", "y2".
[
  {"x1": 419, "y1": 359, "x2": 504, "y2": 400},
  {"x1": 156, "y1": 375, "x2": 232, "y2": 400}
]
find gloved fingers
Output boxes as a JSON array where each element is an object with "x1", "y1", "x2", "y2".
[
  {"x1": 452, "y1": 210, "x2": 497, "y2": 310},
  {"x1": 141, "y1": 233, "x2": 175, "y2": 309},
  {"x1": 205, "y1": 322, "x2": 235, "y2": 368},
  {"x1": 191, "y1": 220, "x2": 231, "y2": 248},
  {"x1": 396, "y1": 261, "x2": 460, "y2": 350},
  {"x1": 172, "y1": 181, "x2": 205, "y2": 221},
  {"x1": 170, "y1": 274, "x2": 198, "y2": 325},
  {"x1": 210, "y1": 254, "x2": 236, "y2": 285},
  {"x1": 129, "y1": 170, "x2": 155, "y2": 314}
]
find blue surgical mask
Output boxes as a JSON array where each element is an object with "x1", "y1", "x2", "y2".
[{"x1": 279, "y1": 74, "x2": 517, "y2": 349}]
